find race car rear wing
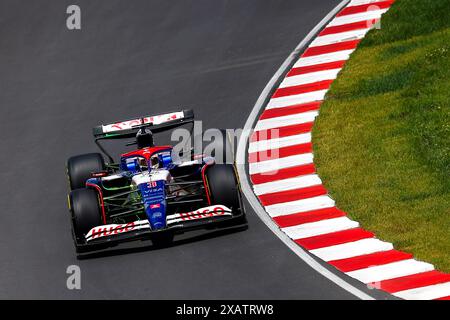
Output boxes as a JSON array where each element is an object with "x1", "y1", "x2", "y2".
[
  {"x1": 93, "y1": 109, "x2": 194, "y2": 162},
  {"x1": 93, "y1": 109, "x2": 194, "y2": 139}
]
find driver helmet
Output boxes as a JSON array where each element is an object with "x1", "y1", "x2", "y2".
[{"x1": 150, "y1": 155, "x2": 160, "y2": 169}]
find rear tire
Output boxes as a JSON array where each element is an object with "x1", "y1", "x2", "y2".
[
  {"x1": 67, "y1": 153, "x2": 106, "y2": 190},
  {"x1": 70, "y1": 189, "x2": 102, "y2": 240}
]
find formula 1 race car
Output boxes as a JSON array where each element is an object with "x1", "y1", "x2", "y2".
[{"x1": 66, "y1": 109, "x2": 246, "y2": 254}]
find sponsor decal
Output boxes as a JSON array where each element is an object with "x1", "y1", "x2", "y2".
[
  {"x1": 179, "y1": 206, "x2": 225, "y2": 220},
  {"x1": 85, "y1": 221, "x2": 150, "y2": 241},
  {"x1": 167, "y1": 205, "x2": 232, "y2": 224},
  {"x1": 102, "y1": 112, "x2": 183, "y2": 133},
  {"x1": 139, "y1": 180, "x2": 167, "y2": 230}
]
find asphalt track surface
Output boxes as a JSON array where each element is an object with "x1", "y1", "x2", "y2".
[{"x1": 0, "y1": 0, "x2": 392, "y2": 299}]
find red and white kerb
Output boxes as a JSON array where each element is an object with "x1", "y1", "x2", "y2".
[{"x1": 248, "y1": 0, "x2": 450, "y2": 300}]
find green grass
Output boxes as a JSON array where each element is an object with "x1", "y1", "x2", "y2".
[{"x1": 313, "y1": 0, "x2": 450, "y2": 272}]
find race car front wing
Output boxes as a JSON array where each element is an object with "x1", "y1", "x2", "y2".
[{"x1": 74, "y1": 205, "x2": 245, "y2": 253}]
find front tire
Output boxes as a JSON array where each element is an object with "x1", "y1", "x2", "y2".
[
  {"x1": 205, "y1": 164, "x2": 242, "y2": 215},
  {"x1": 70, "y1": 188, "x2": 102, "y2": 240},
  {"x1": 67, "y1": 153, "x2": 106, "y2": 190}
]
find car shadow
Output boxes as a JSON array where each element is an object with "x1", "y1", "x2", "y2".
[{"x1": 77, "y1": 224, "x2": 248, "y2": 260}]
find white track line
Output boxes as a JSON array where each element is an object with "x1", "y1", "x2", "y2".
[
  {"x1": 249, "y1": 132, "x2": 312, "y2": 153},
  {"x1": 393, "y1": 282, "x2": 450, "y2": 300},
  {"x1": 346, "y1": 260, "x2": 435, "y2": 284},
  {"x1": 293, "y1": 50, "x2": 355, "y2": 68},
  {"x1": 266, "y1": 195, "x2": 336, "y2": 217},
  {"x1": 310, "y1": 238, "x2": 392, "y2": 262},
  {"x1": 266, "y1": 90, "x2": 328, "y2": 109},
  {"x1": 310, "y1": 28, "x2": 369, "y2": 47},
  {"x1": 253, "y1": 174, "x2": 322, "y2": 195},
  {"x1": 282, "y1": 216, "x2": 358, "y2": 239},
  {"x1": 280, "y1": 69, "x2": 341, "y2": 88},
  {"x1": 254, "y1": 111, "x2": 318, "y2": 131},
  {"x1": 249, "y1": 153, "x2": 314, "y2": 175}
]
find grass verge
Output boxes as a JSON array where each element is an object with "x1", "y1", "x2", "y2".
[{"x1": 313, "y1": 0, "x2": 450, "y2": 272}]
